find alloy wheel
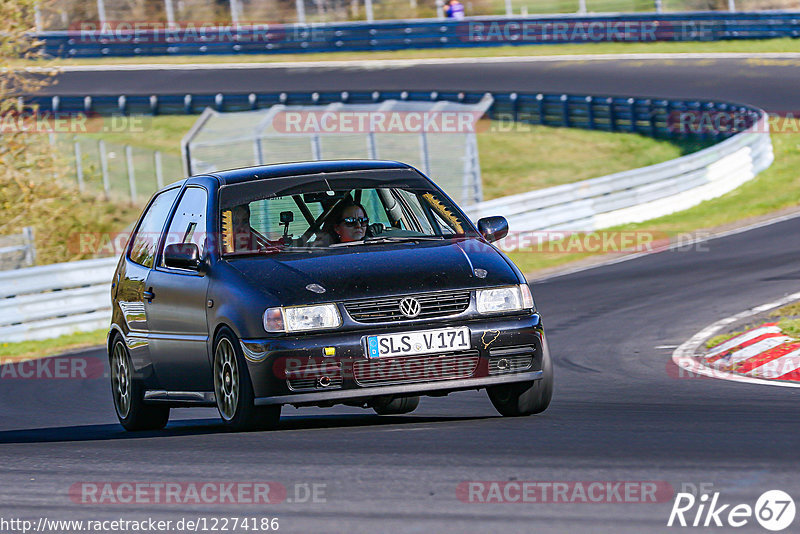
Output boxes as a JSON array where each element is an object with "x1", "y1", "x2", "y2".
[{"x1": 214, "y1": 337, "x2": 239, "y2": 421}]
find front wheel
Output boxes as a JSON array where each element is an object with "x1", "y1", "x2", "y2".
[
  {"x1": 110, "y1": 336, "x2": 169, "y2": 431},
  {"x1": 372, "y1": 395, "x2": 420, "y2": 415},
  {"x1": 213, "y1": 328, "x2": 280, "y2": 431},
  {"x1": 487, "y1": 339, "x2": 553, "y2": 417}
]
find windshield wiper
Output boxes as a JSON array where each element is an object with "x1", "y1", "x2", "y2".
[
  {"x1": 223, "y1": 245, "x2": 323, "y2": 257},
  {"x1": 331, "y1": 236, "x2": 445, "y2": 247}
]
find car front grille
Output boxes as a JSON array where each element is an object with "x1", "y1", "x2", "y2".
[
  {"x1": 344, "y1": 290, "x2": 471, "y2": 323},
  {"x1": 352, "y1": 352, "x2": 480, "y2": 387},
  {"x1": 487, "y1": 346, "x2": 535, "y2": 375},
  {"x1": 286, "y1": 362, "x2": 343, "y2": 392}
]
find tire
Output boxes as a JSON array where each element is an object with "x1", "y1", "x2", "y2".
[
  {"x1": 487, "y1": 339, "x2": 553, "y2": 417},
  {"x1": 213, "y1": 327, "x2": 281, "y2": 431},
  {"x1": 372, "y1": 395, "x2": 420, "y2": 415},
  {"x1": 110, "y1": 336, "x2": 170, "y2": 431}
]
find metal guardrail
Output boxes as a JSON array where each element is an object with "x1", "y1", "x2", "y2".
[
  {"x1": 0, "y1": 228, "x2": 36, "y2": 271},
  {"x1": 464, "y1": 114, "x2": 773, "y2": 232},
  {"x1": 0, "y1": 257, "x2": 117, "y2": 343},
  {"x1": 31, "y1": 90, "x2": 761, "y2": 144},
  {"x1": 37, "y1": 12, "x2": 800, "y2": 58}
]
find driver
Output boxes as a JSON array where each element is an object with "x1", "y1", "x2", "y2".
[{"x1": 319, "y1": 199, "x2": 382, "y2": 245}]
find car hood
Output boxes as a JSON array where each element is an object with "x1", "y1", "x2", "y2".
[{"x1": 227, "y1": 239, "x2": 520, "y2": 305}]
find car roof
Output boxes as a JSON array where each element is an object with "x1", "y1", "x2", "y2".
[{"x1": 203, "y1": 160, "x2": 413, "y2": 186}]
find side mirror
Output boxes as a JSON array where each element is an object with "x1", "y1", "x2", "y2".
[
  {"x1": 477, "y1": 216, "x2": 509, "y2": 243},
  {"x1": 164, "y1": 243, "x2": 201, "y2": 270}
]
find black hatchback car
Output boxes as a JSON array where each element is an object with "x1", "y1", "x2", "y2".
[{"x1": 108, "y1": 160, "x2": 553, "y2": 431}]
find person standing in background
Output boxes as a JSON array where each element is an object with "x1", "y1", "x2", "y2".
[{"x1": 444, "y1": 0, "x2": 465, "y2": 19}]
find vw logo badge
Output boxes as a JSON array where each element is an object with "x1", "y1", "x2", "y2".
[{"x1": 399, "y1": 297, "x2": 421, "y2": 318}]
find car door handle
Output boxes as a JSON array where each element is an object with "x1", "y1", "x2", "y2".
[{"x1": 143, "y1": 289, "x2": 155, "y2": 301}]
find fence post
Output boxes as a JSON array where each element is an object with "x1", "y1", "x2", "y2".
[
  {"x1": 126, "y1": 145, "x2": 137, "y2": 202},
  {"x1": 97, "y1": 0, "x2": 107, "y2": 24},
  {"x1": 311, "y1": 134, "x2": 322, "y2": 160},
  {"x1": 654, "y1": 0, "x2": 662, "y2": 13},
  {"x1": 22, "y1": 227, "x2": 36, "y2": 266},
  {"x1": 509, "y1": 92, "x2": 518, "y2": 122},
  {"x1": 505, "y1": 0, "x2": 513, "y2": 16},
  {"x1": 647, "y1": 100, "x2": 657, "y2": 138},
  {"x1": 664, "y1": 100, "x2": 674, "y2": 139},
  {"x1": 253, "y1": 138, "x2": 264, "y2": 165},
  {"x1": 728, "y1": 0, "x2": 736, "y2": 11},
  {"x1": 367, "y1": 132, "x2": 378, "y2": 159},
  {"x1": 34, "y1": 4, "x2": 43, "y2": 31},
  {"x1": 608, "y1": 97, "x2": 617, "y2": 132},
  {"x1": 628, "y1": 98, "x2": 637, "y2": 133},
  {"x1": 296, "y1": 0, "x2": 306, "y2": 23},
  {"x1": 537, "y1": 94, "x2": 545, "y2": 125},
  {"x1": 164, "y1": 0, "x2": 175, "y2": 24},
  {"x1": 154, "y1": 150, "x2": 165, "y2": 189},
  {"x1": 99, "y1": 140, "x2": 110, "y2": 198},
  {"x1": 365, "y1": 0, "x2": 374, "y2": 22},
  {"x1": 74, "y1": 141, "x2": 84, "y2": 192},
  {"x1": 419, "y1": 131, "x2": 430, "y2": 175},
  {"x1": 578, "y1": 0, "x2": 586, "y2": 14}
]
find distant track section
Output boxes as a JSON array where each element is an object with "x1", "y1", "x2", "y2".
[{"x1": 39, "y1": 57, "x2": 800, "y2": 113}]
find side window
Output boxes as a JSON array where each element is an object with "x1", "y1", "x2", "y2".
[
  {"x1": 129, "y1": 188, "x2": 180, "y2": 268},
  {"x1": 161, "y1": 187, "x2": 208, "y2": 267}
]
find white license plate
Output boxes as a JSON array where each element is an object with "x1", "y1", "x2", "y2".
[{"x1": 366, "y1": 327, "x2": 471, "y2": 359}]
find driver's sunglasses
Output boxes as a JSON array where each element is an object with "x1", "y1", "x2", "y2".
[{"x1": 340, "y1": 216, "x2": 369, "y2": 228}]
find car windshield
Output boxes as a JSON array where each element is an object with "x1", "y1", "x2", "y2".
[{"x1": 219, "y1": 181, "x2": 476, "y2": 256}]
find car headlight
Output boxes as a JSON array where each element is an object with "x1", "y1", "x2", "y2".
[
  {"x1": 476, "y1": 285, "x2": 534, "y2": 314},
  {"x1": 264, "y1": 303, "x2": 342, "y2": 333}
]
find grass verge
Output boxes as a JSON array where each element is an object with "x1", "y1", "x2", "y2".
[
  {"x1": 18, "y1": 38, "x2": 800, "y2": 67},
  {"x1": 506, "y1": 121, "x2": 800, "y2": 274},
  {"x1": 706, "y1": 331, "x2": 744, "y2": 349},
  {"x1": 477, "y1": 123, "x2": 708, "y2": 199},
  {"x1": 0, "y1": 329, "x2": 107, "y2": 362}
]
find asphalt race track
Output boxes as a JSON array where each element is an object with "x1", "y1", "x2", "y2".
[
  {"x1": 3, "y1": 57, "x2": 800, "y2": 532},
  {"x1": 45, "y1": 56, "x2": 800, "y2": 112}
]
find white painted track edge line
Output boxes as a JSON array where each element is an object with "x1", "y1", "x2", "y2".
[
  {"x1": 671, "y1": 290, "x2": 800, "y2": 389},
  {"x1": 31, "y1": 52, "x2": 800, "y2": 73}
]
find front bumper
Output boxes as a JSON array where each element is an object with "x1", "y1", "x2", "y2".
[
  {"x1": 254, "y1": 369, "x2": 543, "y2": 406},
  {"x1": 244, "y1": 312, "x2": 546, "y2": 406}
]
